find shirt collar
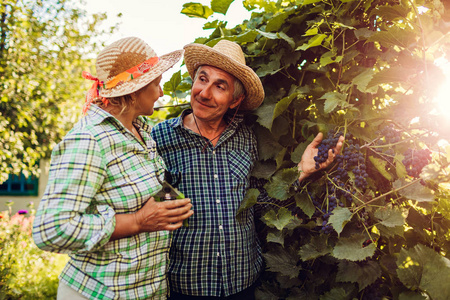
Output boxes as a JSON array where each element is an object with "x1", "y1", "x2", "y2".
[
  {"x1": 86, "y1": 104, "x2": 150, "y2": 131},
  {"x1": 171, "y1": 108, "x2": 244, "y2": 130}
]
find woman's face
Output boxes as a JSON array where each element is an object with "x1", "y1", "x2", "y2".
[{"x1": 134, "y1": 75, "x2": 163, "y2": 116}]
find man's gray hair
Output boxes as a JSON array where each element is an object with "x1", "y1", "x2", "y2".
[{"x1": 194, "y1": 66, "x2": 246, "y2": 101}]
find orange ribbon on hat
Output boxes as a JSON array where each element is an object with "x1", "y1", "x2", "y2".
[
  {"x1": 82, "y1": 71, "x2": 108, "y2": 115},
  {"x1": 82, "y1": 56, "x2": 159, "y2": 114},
  {"x1": 104, "y1": 56, "x2": 160, "y2": 89}
]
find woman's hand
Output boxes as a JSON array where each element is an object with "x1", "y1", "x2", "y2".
[
  {"x1": 111, "y1": 197, "x2": 193, "y2": 241},
  {"x1": 135, "y1": 197, "x2": 193, "y2": 232},
  {"x1": 297, "y1": 132, "x2": 344, "y2": 183}
]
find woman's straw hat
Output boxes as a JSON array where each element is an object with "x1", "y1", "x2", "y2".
[
  {"x1": 96, "y1": 37, "x2": 183, "y2": 98},
  {"x1": 183, "y1": 40, "x2": 264, "y2": 111}
]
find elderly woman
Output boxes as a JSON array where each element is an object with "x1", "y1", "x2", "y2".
[{"x1": 32, "y1": 37, "x2": 193, "y2": 300}]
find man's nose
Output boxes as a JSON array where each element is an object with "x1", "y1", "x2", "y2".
[{"x1": 199, "y1": 84, "x2": 212, "y2": 99}]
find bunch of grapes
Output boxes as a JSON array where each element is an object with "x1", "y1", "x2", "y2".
[
  {"x1": 336, "y1": 141, "x2": 368, "y2": 190},
  {"x1": 402, "y1": 148, "x2": 432, "y2": 178},
  {"x1": 312, "y1": 194, "x2": 338, "y2": 234},
  {"x1": 314, "y1": 130, "x2": 344, "y2": 170},
  {"x1": 380, "y1": 124, "x2": 401, "y2": 144}
]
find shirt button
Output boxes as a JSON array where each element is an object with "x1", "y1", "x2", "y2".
[
  {"x1": 212, "y1": 150, "x2": 216, "y2": 155},
  {"x1": 216, "y1": 199, "x2": 220, "y2": 204},
  {"x1": 214, "y1": 174, "x2": 218, "y2": 179},
  {"x1": 219, "y1": 225, "x2": 223, "y2": 230},
  {"x1": 217, "y1": 252, "x2": 220, "y2": 257}
]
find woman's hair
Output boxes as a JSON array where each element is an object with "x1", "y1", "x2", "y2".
[
  {"x1": 93, "y1": 94, "x2": 134, "y2": 115},
  {"x1": 194, "y1": 66, "x2": 245, "y2": 101}
]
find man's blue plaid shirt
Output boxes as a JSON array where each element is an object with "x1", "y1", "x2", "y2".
[{"x1": 151, "y1": 109, "x2": 263, "y2": 297}]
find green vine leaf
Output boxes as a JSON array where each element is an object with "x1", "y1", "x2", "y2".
[
  {"x1": 266, "y1": 11, "x2": 289, "y2": 32},
  {"x1": 394, "y1": 153, "x2": 407, "y2": 178},
  {"x1": 211, "y1": 0, "x2": 234, "y2": 15},
  {"x1": 291, "y1": 139, "x2": 310, "y2": 164},
  {"x1": 368, "y1": 66, "x2": 410, "y2": 87},
  {"x1": 263, "y1": 246, "x2": 302, "y2": 279},
  {"x1": 352, "y1": 69, "x2": 378, "y2": 93},
  {"x1": 319, "y1": 92, "x2": 348, "y2": 114},
  {"x1": 236, "y1": 188, "x2": 259, "y2": 217},
  {"x1": 255, "y1": 103, "x2": 276, "y2": 129},
  {"x1": 319, "y1": 288, "x2": 351, "y2": 300},
  {"x1": 336, "y1": 260, "x2": 381, "y2": 291},
  {"x1": 332, "y1": 234, "x2": 376, "y2": 261},
  {"x1": 262, "y1": 207, "x2": 295, "y2": 231},
  {"x1": 301, "y1": 0, "x2": 322, "y2": 6},
  {"x1": 369, "y1": 156, "x2": 393, "y2": 181},
  {"x1": 181, "y1": 2, "x2": 214, "y2": 19},
  {"x1": 295, "y1": 192, "x2": 315, "y2": 218},
  {"x1": 266, "y1": 230, "x2": 285, "y2": 246},
  {"x1": 264, "y1": 167, "x2": 299, "y2": 201},
  {"x1": 393, "y1": 179, "x2": 435, "y2": 202},
  {"x1": 296, "y1": 34, "x2": 327, "y2": 50},
  {"x1": 273, "y1": 93, "x2": 298, "y2": 121},
  {"x1": 367, "y1": 26, "x2": 417, "y2": 49},
  {"x1": 397, "y1": 244, "x2": 450, "y2": 300},
  {"x1": 328, "y1": 206, "x2": 352, "y2": 235},
  {"x1": 374, "y1": 207, "x2": 407, "y2": 228},
  {"x1": 298, "y1": 235, "x2": 332, "y2": 261}
]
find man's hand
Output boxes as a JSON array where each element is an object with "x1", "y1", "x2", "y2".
[
  {"x1": 111, "y1": 197, "x2": 193, "y2": 241},
  {"x1": 297, "y1": 132, "x2": 344, "y2": 183}
]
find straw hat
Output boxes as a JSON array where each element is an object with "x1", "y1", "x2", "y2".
[
  {"x1": 183, "y1": 40, "x2": 264, "y2": 111},
  {"x1": 96, "y1": 37, "x2": 183, "y2": 97}
]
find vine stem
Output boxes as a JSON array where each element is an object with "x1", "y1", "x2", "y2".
[{"x1": 357, "y1": 178, "x2": 422, "y2": 208}]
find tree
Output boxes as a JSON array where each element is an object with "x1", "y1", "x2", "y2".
[
  {"x1": 0, "y1": 0, "x2": 114, "y2": 182},
  {"x1": 178, "y1": 0, "x2": 450, "y2": 298}
]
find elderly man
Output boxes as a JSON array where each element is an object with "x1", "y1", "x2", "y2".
[{"x1": 151, "y1": 40, "x2": 343, "y2": 299}]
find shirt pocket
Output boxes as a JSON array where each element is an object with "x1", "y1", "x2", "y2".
[{"x1": 227, "y1": 150, "x2": 253, "y2": 182}]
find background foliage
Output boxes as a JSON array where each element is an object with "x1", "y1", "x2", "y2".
[
  {"x1": 0, "y1": 0, "x2": 114, "y2": 183},
  {"x1": 174, "y1": 0, "x2": 450, "y2": 299},
  {"x1": 0, "y1": 202, "x2": 68, "y2": 299}
]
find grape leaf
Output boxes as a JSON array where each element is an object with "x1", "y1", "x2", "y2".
[
  {"x1": 328, "y1": 206, "x2": 352, "y2": 235},
  {"x1": 393, "y1": 179, "x2": 435, "y2": 202},
  {"x1": 291, "y1": 140, "x2": 309, "y2": 164},
  {"x1": 273, "y1": 93, "x2": 298, "y2": 121},
  {"x1": 332, "y1": 234, "x2": 376, "y2": 261},
  {"x1": 298, "y1": 235, "x2": 332, "y2": 261},
  {"x1": 211, "y1": 0, "x2": 234, "y2": 15},
  {"x1": 368, "y1": 66, "x2": 409, "y2": 87},
  {"x1": 394, "y1": 153, "x2": 407, "y2": 178},
  {"x1": 251, "y1": 159, "x2": 277, "y2": 179},
  {"x1": 397, "y1": 244, "x2": 450, "y2": 300},
  {"x1": 267, "y1": 230, "x2": 285, "y2": 246},
  {"x1": 369, "y1": 156, "x2": 393, "y2": 181},
  {"x1": 181, "y1": 2, "x2": 214, "y2": 19},
  {"x1": 236, "y1": 188, "x2": 259, "y2": 217},
  {"x1": 295, "y1": 192, "x2": 315, "y2": 218},
  {"x1": 319, "y1": 92, "x2": 348, "y2": 114},
  {"x1": 352, "y1": 69, "x2": 378, "y2": 93},
  {"x1": 296, "y1": 34, "x2": 327, "y2": 50},
  {"x1": 264, "y1": 167, "x2": 299, "y2": 201},
  {"x1": 235, "y1": 30, "x2": 258, "y2": 43},
  {"x1": 262, "y1": 207, "x2": 295, "y2": 231},
  {"x1": 319, "y1": 288, "x2": 350, "y2": 300},
  {"x1": 266, "y1": 11, "x2": 289, "y2": 32},
  {"x1": 374, "y1": 207, "x2": 407, "y2": 227},
  {"x1": 263, "y1": 247, "x2": 302, "y2": 279},
  {"x1": 376, "y1": 224, "x2": 404, "y2": 239},
  {"x1": 336, "y1": 260, "x2": 381, "y2": 291},
  {"x1": 255, "y1": 103, "x2": 276, "y2": 130}
]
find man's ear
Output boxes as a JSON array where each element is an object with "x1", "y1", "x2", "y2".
[{"x1": 230, "y1": 94, "x2": 245, "y2": 109}]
